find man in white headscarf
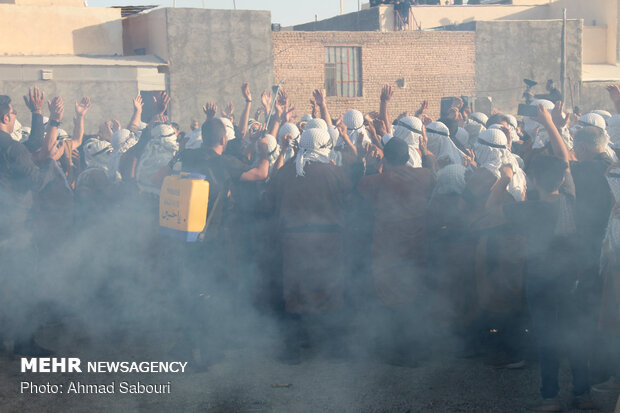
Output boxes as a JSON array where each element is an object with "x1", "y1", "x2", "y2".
[
  {"x1": 385, "y1": 116, "x2": 424, "y2": 168},
  {"x1": 108, "y1": 128, "x2": 138, "y2": 180},
  {"x1": 340, "y1": 109, "x2": 370, "y2": 147},
  {"x1": 263, "y1": 127, "x2": 351, "y2": 361},
  {"x1": 464, "y1": 112, "x2": 488, "y2": 147},
  {"x1": 525, "y1": 99, "x2": 573, "y2": 150},
  {"x1": 576, "y1": 112, "x2": 618, "y2": 162},
  {"x1": 136, "y1": 123, "x2": 179, "y2": 195},
  {"x1": 474, "y1": 128, "x2": 527, "y2": 201},
  {"x1": 277, "y1": 122, "x2": 300, "y2": 163},
  {"x1": 426, "y1": 121, "x2": 466, "y2": 169}
]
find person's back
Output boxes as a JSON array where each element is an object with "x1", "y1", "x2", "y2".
[{"x1": 357, "y1": 137, "x2": 434, "y2": 308}]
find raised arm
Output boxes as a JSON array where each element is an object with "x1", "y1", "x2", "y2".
[
  {"x1": 536, "y1": 103, "x2": 574, "y2": 164},
  {"x1": 72, "y1": 96, "x2": 90, "y2": 149},
  {"x1": 42, "y1": 96, "x2": 64, "y2": 159},
  {"x1": 336, "y1": 118, "x2": 357, "y2": 156},
  {"x1": 379, "y1": 84, "x2": 393, "y2": 129},
  {"x1": 127, "y1": 94, "x2": 143, "y2": 132},
  {"x1": 23, "y1": 87, "x2": 45, "y2": 152},
  {"x1": 313, "y1": 89, "x2": 332, "y2": 127},
  {"x1": 238, "y1": 82, "x2": 252, "y2": 138},
  {"x1": 485, "y1": 164, "x2": 513, "y2": 210}
]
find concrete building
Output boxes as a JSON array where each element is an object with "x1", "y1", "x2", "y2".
[
  {"x1": 1, "y1": 0, "x2": 619, "y2": 132},
  {"x1": 289, "y1": 0, "x2": 620, "y2": 115}
]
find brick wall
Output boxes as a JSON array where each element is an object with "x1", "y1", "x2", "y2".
[{"x1": 273, "y1": 31, "x2": 475, "y2": 120}]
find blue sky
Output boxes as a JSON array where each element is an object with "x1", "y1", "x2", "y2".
[{"x1": 87, "y1": 0, "x2": 364, "y2": 26}]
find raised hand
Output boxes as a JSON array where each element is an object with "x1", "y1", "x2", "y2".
[
  {"x1": 535, "y1": 104, "x2": 553, "y2": 127},
  {"x1": 414, "y1": 100, "x2": 428, "y2": 118},
  {"x1": 380, "y1": 84, "x2": 393, "y2": 102},
  {"x1": 241, "y1": 82, "x2": 252, "y2": 103},
  {"x1": 153, "y1": 91, "x2": 170, "y2": 115},
  {"x1": 261, "y1": 90, "x2": 272, "y2": 111},
  {"x1": 110, "y1": 119, "x2": 121, "y2": 132},
  {"x1": 275, "y1": 90, "x2": 288, "y2": 118},
  {"x1": 74, "y1": 96, "x2": 91, "y2": 118},
  {"x1": 312, "y1": 89, "x2": 326, "y2": 107},
  {"x1": 281, "y1": 133, "x2": 293, "y2": 150},
  {"x1": 133, "y1": 94, "x2": 144, "y2": 111},
  {"x1": 607, "y1": 85, "x2": 620, "y2": 104},
  {"x1": 451, "y1": 97, "x2": 464, "y2": 110},
  {"x1": 202, "y1": 102, "x2": 217, "y2": 120},
  {"x1": 23, "y1": 87, "x2": 44, "y2": 114},
  {"x1": 284, "y1": 101, "x2": 296, "y2": 123},
  {"x1": 222, "y1": 101, "x2": 234, "y2": 120},
  {"x1": 48, "y1": 96, "x2": 64, "y2": 122},
  {"x1": 551, "y1": 100, "x2": 569, "y2": 128}
]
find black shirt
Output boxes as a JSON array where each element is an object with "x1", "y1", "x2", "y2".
[
  {"x1": 178, "y1": 147, "x2": 250, "y2": 237},
  {"x1": 503, "y1": 172, "x2": 577, "y2": 278},
  {"x1": 570, "y1": 153, "x2": 613, "y2": 268}
]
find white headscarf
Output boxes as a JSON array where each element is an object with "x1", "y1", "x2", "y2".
[
  {"x1": 575, "y1": 112, "x2": 617, "y2": 161},
  {"x1": 464, "y1": 112, "x2": 488, "y2": 147},
  {"x1": 277, "y1": 122, "x2": 301, "y2": 163},
  {"x1": 391, "y1": 116, "x2": 424, "y2": 168},
  {"x1": 109, "y1": 129, "x2": 137, "y2": 180},
  {"x1": 340, "y1": 109, "x2": 370, "y2": 146},
  {"x1": 475, "y1": 128, "x2": 527, "y2": 201},
  {"x1": 184, "y1": 128, "x2": 202, "y2": 149},
  {"x1": 295, "y1": 128, "x2": 332, "y2": 177},
  {"x1": 592, "y1": 109, "x2": 611, "y2": 123},
  {"x1": 10, "y1": 119, "x2": 23, "y2": 142},
  {"x1": 524, "y1": 99, "x2": 572, "y2": 150},
  {"x1": 455, "y1": 127, "x2": 470, "y2": 149},
  {"x1": 111, "y1": 128, "x2": 137, "y2": 152},
  {"x1": 83, "y1": 138, "x2": 113, "y2": 171},
  {"x1": 434, "y1": 164, "x2": 467, "y2": 196},
  {"x1": 305, "y1": 118, "x2": 327, "y2": 130},
  {"x1": 220, "y1": 117, "x2": 236, "y2": 141},
  {"x1": 263, "y1": 134, "x2": 281, "y2": 166},
  {"x1": 426, "y1": 121, "x2": 466, "y2": 168},
  {"x1": 136, "y1": 124, "x2": 179, "y2": 195},
  {"x1": 607, "y1": 114, "x2": 620, "y2": 149}
]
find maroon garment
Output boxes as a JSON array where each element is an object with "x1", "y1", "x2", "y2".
[
  {"x1": 264, "y1": 161, "x2": 351, "y2": 314},
  {"x1": 357, "y1": 165, "x2": 434, "y2": 308}
]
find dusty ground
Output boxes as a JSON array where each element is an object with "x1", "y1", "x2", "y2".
[{"x1": 1, "y1": 323, "x2": 618, "y2": 413}]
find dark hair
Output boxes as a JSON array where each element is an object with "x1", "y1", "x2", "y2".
[
  {"x1": 383, "y1": 137, "x2": 409, "y2": 166},
  {"x1": 486, "y1": 113, "x2": 510, "y2": 128},
  {"x1": 0, "y1": 95, "x2": 11, "y2": 121},
  {"x1": 201, "y1": 118, "x2": 226, "y2": 148},
  {"x1": 529, "y1": 155, "x2": 567, "y2": 193}
]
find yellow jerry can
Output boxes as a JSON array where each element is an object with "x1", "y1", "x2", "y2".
[{"x1": 159, "y1": 172, "x2": 210, "y2": 242}]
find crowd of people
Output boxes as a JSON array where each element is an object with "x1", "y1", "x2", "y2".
[{"x1": 1, "y1": 80, "x2": 620, "y2": 411}]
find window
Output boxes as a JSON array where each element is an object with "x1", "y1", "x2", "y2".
[{"x1": 325, "y1": 46, "x2": 362, "y2": 97}]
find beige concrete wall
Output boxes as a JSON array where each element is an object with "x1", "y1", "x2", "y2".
[
  {"x1": 123, "y1": 8, "x2": 169, "y2": 60},
  {"x1": 548, "y1": 0, "x2": 617, "y2": 64},
  {"x1": 0, "y1": 5, "x2": 122, "y2": 55},
  {"x1": 0, "y1": 64, "x2": 164, "y2": 134},
  {"x1": 583, "y1": 25, "x2": 608, "y2": 64}
]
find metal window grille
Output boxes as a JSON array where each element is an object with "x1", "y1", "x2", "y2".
[{"x1": 325, "y1": 47, "x2": 362, "y2": 97}]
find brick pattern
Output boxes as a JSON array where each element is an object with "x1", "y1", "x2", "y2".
[{"x1": 273, "y1": 31, "x2": 476, "y2": 120}]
